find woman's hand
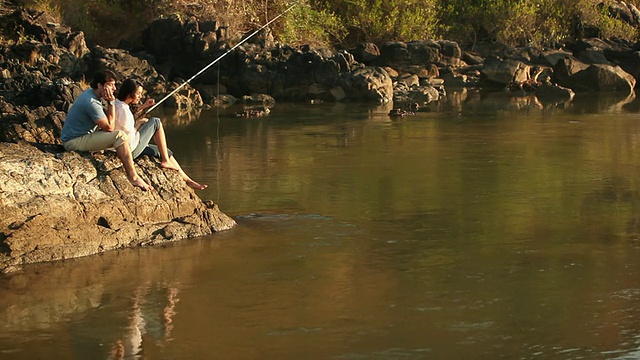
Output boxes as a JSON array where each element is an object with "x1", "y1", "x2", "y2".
[
  {"x1": 141, "y1": 98, "x2": 155, "y2": 110},
  {"x1": 134, "y1": 117, "x2": 149, "y2": 131}
]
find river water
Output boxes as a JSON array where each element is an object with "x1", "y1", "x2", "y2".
[{"x1": 3, "y1": 90, "x2": 640, "y2": 359}]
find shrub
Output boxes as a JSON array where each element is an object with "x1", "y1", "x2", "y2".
[
  {"x1": 311, "y1": 0, "x2": 439, "y2": 47},
  {"x1": 277, "y1": 0, "x2": 345, "y2": 47}
]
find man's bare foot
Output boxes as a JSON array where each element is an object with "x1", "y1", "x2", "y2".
[
  {"x1": 186, "y1": 179, "x2": 208, "y2": 190},
  {"x1": 130, "y1": 177, "x2": 152, "y2": 191},
  {"x1": 160, "y1": 161, "x2": 180, "y2": 171}
]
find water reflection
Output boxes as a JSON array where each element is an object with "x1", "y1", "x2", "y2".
[
  {"x1": 108, "y1": 283, "x2": 179, "y2": 359},
  {"x1": 0, "y1": 240, "x2": 211, "y2": 359}
]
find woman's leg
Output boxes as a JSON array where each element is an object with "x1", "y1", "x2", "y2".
[
  {"x1": 148, "y1": 118, "x2": 178, "y2": 170},
  {"x1": 132, "y1": 118, "x2": 158, "y2": 158},
  {"x1": 144, "y1": 145, "x2": 207, "y2": 190},
  {"x1": 133, "y1": 118, "x2": 178, "y2": 170}
]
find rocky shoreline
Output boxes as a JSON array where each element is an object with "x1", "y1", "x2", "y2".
[{"x1": 2, "y1": 3, "x2": 640, "y2": 272}]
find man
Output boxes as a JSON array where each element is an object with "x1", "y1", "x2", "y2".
[{"x1": 60, "y1": 71, "x2": 152, "y2": 191}]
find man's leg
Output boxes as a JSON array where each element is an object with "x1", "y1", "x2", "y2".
[
  {"x1": 63, "y1": 130, "x2": 127, "y2": 152},
  {"x1": 64, "y1": 131, "x2": 151, "y2": 191}
]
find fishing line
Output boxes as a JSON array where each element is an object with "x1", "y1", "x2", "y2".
[
  {"x1": 215, "y1": 62, "x2": 221, "y2": 203},
  {"x1": 145, "y1": 2, "x2": 297, "y2": 114}
]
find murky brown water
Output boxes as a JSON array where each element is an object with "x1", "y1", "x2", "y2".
[{"x1": 3, "y1": 90, "x2": 640, "y2": 359}]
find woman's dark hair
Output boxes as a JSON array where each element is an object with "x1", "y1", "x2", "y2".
[
  {"x1": 90, "y1": 70, "x2": 117, "y2": 89},
  {"x1": 117, "y1": 78, "x2": 143, "y2": 101}
]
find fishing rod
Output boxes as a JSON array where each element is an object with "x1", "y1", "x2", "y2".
[{"x1": 146, "y1": 2, "x2": 298, "y2": 114}]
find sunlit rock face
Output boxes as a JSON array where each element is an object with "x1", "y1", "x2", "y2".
[{"x1": 0, "y1": 142, "x2": 236, "y2": 273}]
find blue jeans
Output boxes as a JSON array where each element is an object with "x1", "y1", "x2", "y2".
[{"x1": 132, "y1": 117, "x2": 173, "y2": 159}]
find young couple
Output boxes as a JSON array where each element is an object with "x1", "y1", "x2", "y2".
[{"x1": 60, "y1": 71, "x2": 207, "y2": 191}]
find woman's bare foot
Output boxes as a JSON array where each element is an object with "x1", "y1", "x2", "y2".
[
  {"x1": 160, "y1": 161, "x2": 180, "y2": 171},
  {"x1": 186, "y1": 179, "x2": 208, "y2": 190},
  {"x1": 130, "y1": 177, "x2": 152, "y2": 191}
]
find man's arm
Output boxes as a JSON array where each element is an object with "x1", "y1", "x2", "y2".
[{"x1": 94, "y1": 101, "x2": 116, "y2": 131}]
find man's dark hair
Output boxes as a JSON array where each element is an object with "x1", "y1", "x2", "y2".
[{"x1": 90, "y1": 70, "x2": 118, "y2": 89}]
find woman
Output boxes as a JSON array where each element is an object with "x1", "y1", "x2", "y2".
[{"x1": 114, "y1": 79, "x2": 207, "y2": 190}]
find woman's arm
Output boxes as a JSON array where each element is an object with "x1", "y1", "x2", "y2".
[{"x1": 135, "y1": 98, "x2": 156, "y2": 119}]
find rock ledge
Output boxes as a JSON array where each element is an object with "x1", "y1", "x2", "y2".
[{"x1": 0, "y1": 142, "x2": 236, "y2": 273}]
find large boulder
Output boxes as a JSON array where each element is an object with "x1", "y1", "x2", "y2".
[
  {"x1": 572, "y1": 64, "x2": 636, "y2": 92},
  {"x1": 0, "y1": 142, "x2": 236, "y2": 272},
  {"x1": 339, "y1": 66, "x2": 393, "y2": 103},
  {"x1": 376, "y1": 40, "x2": 463, "y2": 69},
  {"x1": 480, "y1": 56, "x2": 532, "y2": 87},
  {"x1": 349, "y1": 42, "x2": 380, "y2": 64}
]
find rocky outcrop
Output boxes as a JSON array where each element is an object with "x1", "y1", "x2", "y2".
[
  {"x1": 0, "y1": 6, "x2": 235, "y2": 273},
  {"x1": 0, "y1": 142, "x2": 235, "y2": 273}
]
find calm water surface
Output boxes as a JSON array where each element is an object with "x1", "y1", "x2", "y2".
[{"x1": 4, "y1": 91, "x2": 640, "y2": 359}]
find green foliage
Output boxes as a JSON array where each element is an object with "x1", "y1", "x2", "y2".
[
  {"x1": 311, "y1": 0, "x2": 439, "y2": 46},
  {"x1": 277, "y1": 0, "x2": 345, "y2": 47},
  {"x1": 592, "y1": 0, "x2": 639, "y2": 41},
  {"x1": 20, "y1": 0, "x2": 640, "y2": 49},
  {"x1": 435, "y1": 0, "x2": 637, "y2": 48}
]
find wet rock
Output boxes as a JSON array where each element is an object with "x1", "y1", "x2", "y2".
[
  {"x1": 235, "y1": 107, "x2": 270, "y2": 118},
  {"x1": 388, "y1": 108, "x2": 415, "y2": 118}
]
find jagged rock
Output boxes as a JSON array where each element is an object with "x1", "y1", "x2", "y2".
[
  {"x1": 338, "y1": 66, "x2": 393, "y2": 103},
  {"x1": 350, "y1": 42, "x2": 380, "y2": 64},
  {"x1": 552, "y1": 56, "x2": 590, "y2": 89},
  {"x1": 537, "y1": 49, "x2": 574, "y2": 67},
  {"x1": 619, "y1": 51, "x2": 640, "y2": 80},
  {"x1": 393, "y1": 82, "x2": 441, "y2": 105},
  {"x1": 234, "y1": 107, "x2": 270, "y2": 118},
  {"x1": 388, "y1": 108, "x2": 415, "y2": 118},
  {"x1": 481, "y1": 56, "x2": 532, "y2": 87},
  {"x1": 572, "y1": 64, "x2": 636, "y2": 92},
  {"x1": 0, "y1": 142, "x2": 236, "y2": 272}
]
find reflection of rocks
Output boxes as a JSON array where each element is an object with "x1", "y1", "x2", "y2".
[{"x1": 535, "y1": 83, "x2": 575, "y2": 104}]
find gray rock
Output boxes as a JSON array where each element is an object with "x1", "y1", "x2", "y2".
[
  {"x1": 572, "y1": 64, "x2": 636, "y2": 92},
  {"x1": 481, "y1": 56, "x2": 531, "y2": 86},
  {"x1": 339, "y1": 66, "x2": 393, "y2": 103}
]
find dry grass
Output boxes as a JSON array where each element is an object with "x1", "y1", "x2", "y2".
[{"x1": 21, "y1": 0, "x2": 286, "y2": 47}]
